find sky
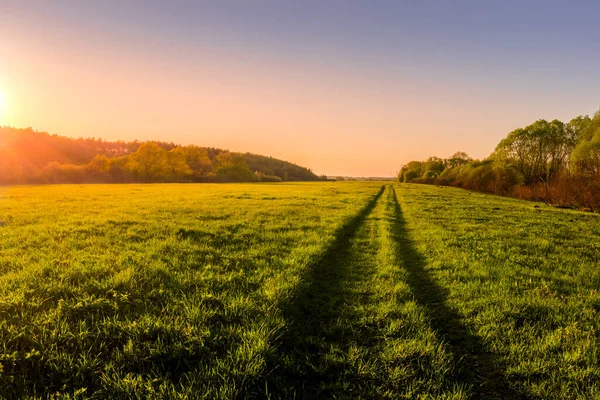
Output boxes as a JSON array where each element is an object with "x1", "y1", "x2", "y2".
[{"x1": 1, "y1": 1, "x2": 599, "y2": 176}]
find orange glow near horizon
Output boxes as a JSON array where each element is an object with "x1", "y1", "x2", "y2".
[{"x1": 0, "y1": 88, "x2": 6, "y2": 123}]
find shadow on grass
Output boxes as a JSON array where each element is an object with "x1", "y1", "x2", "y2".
[
  {"x1": 242, "y1": 186, "x2": 385, "y2": 399},
  {"x1": 389, "y1": 188, "x2": 527, "y2": 400}
]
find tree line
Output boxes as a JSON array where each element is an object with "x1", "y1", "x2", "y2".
[
  {"x1": 0, "y1": 127, "x2": 323, "y2": 184},
  {"x1": 398, "y1": 109, "x2": 600, "y2": 211}
]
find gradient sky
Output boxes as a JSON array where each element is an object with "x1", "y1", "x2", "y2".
[{"x1": 1, "y1": 1, "x2": 599, "y2": 176}]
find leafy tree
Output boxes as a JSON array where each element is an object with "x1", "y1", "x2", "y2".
[
  {"x1": 88, "y1": 154, "x2": 110, "y2": 173},
  {"x1": 422, "y1": 170, "x2": 438, "y2": 179},
  {"x1": 447, "y1": 152, "x2": 472, "y2": 169},
  {"x1": 572, "y1": 131, "x2": 600, "y2": 177},
  {"x1": 166, "y1": 148, "x2": 192, "y2": 182},
  {"x1": 398, "y1": 161, "x2": 423, "y2": 183},
  {"x1": 41, "y1": 162, "x2": 62, "y2": 184},
  {"x1": 183, "y1": 146, "x2": 212, "y2": 181},
  {"x1": 108, "y1": 157, "x2": 131, "y2": 183},
  {"x1": 128, "y1": 142, "x2": 168, "y2": 182},
  {"x1": 494, "y1": 120, "x2": 572, "y2": 185},
  {"x1": 567, "y1": 115, "x2": 593, "y2": 143},
  {"x1": 403, "y1": 170, "x2": 419, "y2": 182},
  {"x1": 86, "y1": 155, "x2": 110, "y2": 182},
  {"x1": 213, "y1": 152, "x2": 255, "y2": 182},
  {"x1": 422, "y1": 157, "x2": 445, "y2": 174},
  {"x1": 0, "y1": 127, "x2": 321, "y2": 184}
]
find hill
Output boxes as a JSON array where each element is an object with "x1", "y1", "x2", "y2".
[{"x1": 0, "y1": 126, "x2": 323, "y2": 184}]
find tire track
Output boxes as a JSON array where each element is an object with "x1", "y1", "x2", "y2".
[
  {"x1": 245, "y1": 186, "x2": 385, "y2": 398},
  {"x1": 390, "y1": 186, "x2": 527, "y2": 399},
  {"x1": 244, "y1": 184, "x2": 523, "y2": 399}
]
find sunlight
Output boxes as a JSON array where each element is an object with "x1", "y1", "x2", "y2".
[{"x1": 0, "y1": 89, "x2": 5, "y2": 121}]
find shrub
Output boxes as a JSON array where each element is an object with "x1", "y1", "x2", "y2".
[{"x1": 403, "y1": 170, "x2": 418, "y2": 183}]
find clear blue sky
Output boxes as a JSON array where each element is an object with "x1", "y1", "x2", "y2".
[{"x1": 1, "y1": 0, "x2": 599, "y2": 176}]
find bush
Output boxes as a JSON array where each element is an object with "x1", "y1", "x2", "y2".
[
  {"x1": 403, "y1": 170, "x2": 418, "y2": 183},
  {"x1": 254, "y1": 171, "x2": 282, "y2": 182},
  {"x1": 422, "y1": 170, "x2": 438, "y2": 179}
]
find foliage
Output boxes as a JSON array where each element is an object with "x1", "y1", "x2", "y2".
[
  {"x1": 403, "y1": 169, "x2": 418, "y2": 183},
  {"x1": 128, "y1": 143, "x2": 169, "y2": 182},
  {"x1": 571, "y1": 130, "x2": 600, "y2": 177},
  {"x1": 253, "y1": 171, "x2": 282, "y2": 182},
  {"x1": 181, "y1": 146, "x2": 212, "y2": 182},
  {"x1": 212, "y1": 152, "x2": 255, "y2": 182},
  {"x1": 493, "y1": 119, "x2": 573, "y2": 185},
  {"x1": 398, "y1": 108, "x2": 600, "y2": 211},
  {"x1": 0, "y1": 127, "x2": 322, "y2": 184}
]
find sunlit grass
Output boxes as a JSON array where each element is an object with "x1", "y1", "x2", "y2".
[
  {"x1": 0, "y1": 182, "x2": 598, "y2": 398},
  {"x1": 0, "y1": 182, "x2": 381, "y2": 398},
  {"x1": 394, "y1": 183, "x2": 600, "y2": 398}
]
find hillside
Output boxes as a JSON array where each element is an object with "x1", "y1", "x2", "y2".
[{"x1": 0, "y1": 127, "x2": 322, "y2": 184}]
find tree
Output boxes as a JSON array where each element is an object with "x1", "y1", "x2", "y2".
[
  {"x1": 213, "y1": 152, "x2": 255, "y2": 182},
  {"x1": 494, "y1": 120, "x2": 572, "y2": 185},
  {"x1": 446, "y1": 152, "x2": 472, "y2": 169},
  {"x1": 88, "y1": 154, "x2": 110, "y2": 173},
  {"x1": 108, "y1": 157, "x2": 130, "y2": 183},
  {"x1": 422, "y1": 170, "x2": 438, "y2": 179},
  {"x1": 567, "y1": 115, "x2": 593, "y2": 144},
  {"x1": 85, "y1": 154, "x2": 110, "y2": 182},
  {"x1": 41, "y1": 162, "x2": 62, "y2": 184},
  {"x1": 571, "y1": 130, "x2": 600, "y2": 210},
  {"x1": 128, "y1": 142, "x2": 168, "y2": 182},
  {"x1": 398, "y1": 161, "x2": 423, "y2": 183},
  {"x1": 572, "y1": 131, "x2": 600, "y2": 177},
  {"x1": 166, "y1": 148, "x2": 192, "y2": 182},
  {"x1": 403, "y1": 170, "x2": 418, "y2": 182},
  {"x1": 183, "y1": 146, "x2": 212, "y2": 181},
  {"x1": 422, "y1": 157, "x2": 445, "y2": 174}
]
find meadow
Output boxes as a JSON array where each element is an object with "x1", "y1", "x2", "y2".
[{"x1": 0, "y1": 182, "x2": 599, "y2": 399}]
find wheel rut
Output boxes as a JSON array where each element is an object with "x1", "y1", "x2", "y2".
[
  {"x1": 243, "y1": 185, "x2": 525, "y2": 399},
  {"x1": 390, "y1": 187, "x2": 527, "y2": 400}
]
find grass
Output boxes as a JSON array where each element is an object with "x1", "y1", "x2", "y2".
[
  {"x1": 0, "y1": 182, "x2": 599, "y2": 398},
  {"x1": 0, "y1": 182, "x2": 380, "y2": 398},
  {"x1": 394, "y1": 184, "x2": 600, "y2": 399}
]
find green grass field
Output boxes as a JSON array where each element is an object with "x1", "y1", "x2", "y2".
[{"x1": 1, "y1": 182, "x2": 599, "y2": 399}]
